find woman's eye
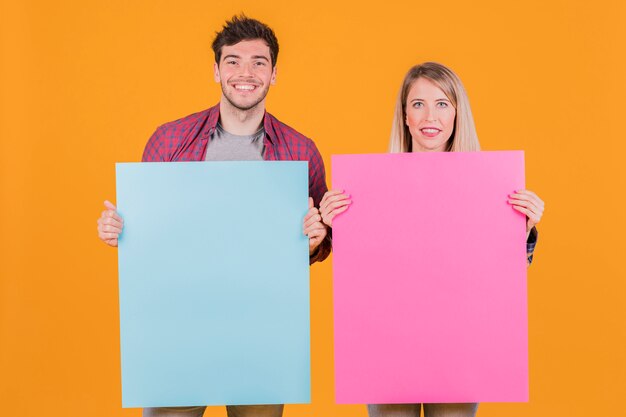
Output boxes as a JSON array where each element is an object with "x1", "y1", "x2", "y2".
[
  {"x1": 437, "y1": 102, "x2": 448, "y2": 108},
  {"x1": 412, "y1": 102, "x2": 423, "y2": 108}
]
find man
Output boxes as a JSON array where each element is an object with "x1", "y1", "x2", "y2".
[{"x1": 97, "y1": 15, "x2": 330, "y2": 417}]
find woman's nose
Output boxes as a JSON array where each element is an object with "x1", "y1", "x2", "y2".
[{"x1": 425, "y1": 106, "x2": 437, "y2": 122}]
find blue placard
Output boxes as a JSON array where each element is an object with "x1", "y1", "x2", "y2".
[{"x1": 116, "y1": 161, "x2": 310, "y2": 407}]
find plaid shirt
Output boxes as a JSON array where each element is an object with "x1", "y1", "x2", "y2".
[
  {"x1": 141, "y1": 103, "x2": 331, "y2": 264},
  {"x1": 527, "y1": 226, "x2": 538, "y2": 265}
]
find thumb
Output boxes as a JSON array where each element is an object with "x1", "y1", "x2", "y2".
[
  {"x1": 104, "y1": 200, "x2": 117, "y2": 210},
  {"x1": 309, "y1": 197, "x2": 314, "y2": 209}
]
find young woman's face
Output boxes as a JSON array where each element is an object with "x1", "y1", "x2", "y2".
[{"x1": 405, "y1": 77, "x2": 456, "y2": 152}]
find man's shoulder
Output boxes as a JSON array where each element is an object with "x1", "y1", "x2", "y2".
[
  {"x1": 265, "y1": 112, "x2": 316, "y2": 148},
  {"x1": 143, "y1": 106, "x2": 218, "y2": 162},
  {"x1": 155, "y1": 106, "x2": 217, "y2": 136}
]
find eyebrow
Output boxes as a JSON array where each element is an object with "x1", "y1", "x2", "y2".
[
  {"x1": 410, "y1": 98, "x2": 451, "y2": 102},
  {"x1": 222, "y1": 54, "x2": 270, "y2": 62}
]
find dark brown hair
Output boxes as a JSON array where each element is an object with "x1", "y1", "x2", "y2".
[{"x1": 211, "y1": 14, "x2": 279, "y2": 67}]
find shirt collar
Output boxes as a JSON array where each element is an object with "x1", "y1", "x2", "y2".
[{"x1": 204, "y1": 103, "x2": 276, "y2": 145}]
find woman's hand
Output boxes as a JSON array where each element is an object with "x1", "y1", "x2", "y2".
[
  {"x1": 304, "y1": 197, "x2": 327, "y2": 255},
  {"x1": 319, "y1": 189, "x2": 352, "y2": 227},
  {"x1": 97, "y1": 200, "x2": 123, "y2": 247},
  {"x1": 508, "y1": 190, "x2": 544, "y2": 236}
]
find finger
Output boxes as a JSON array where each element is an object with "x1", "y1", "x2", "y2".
[
  {"x1": 103, "y1": 210, "x2": 123, "y2": 223},
  {"x1": 97, "y1": 220, "x2": 122, "y2": 234},
  {"x1": 321, "y1": 204, "x2": 350, "y2": 222},
  {"x1": 331, "y1": 204, "x2": 350, "y2": 217},
  {"x1": 508, "y1": 194, "x2": 542, "y2": 210},
  {"x1": 309, "y1": 236, "x2": 324, "y2": 248},
  {"x1": 321, "y1": 198, "x2": 351, "y2": 216},
  {"x1": 320, "y1": 193, "x2": 350, "y2": 211},
  {"x1": 98, "y1": 216, "x2": 123, "y2": 229},
  {"x1": 104, "y1": 238, "x2": 118, "y2": 247},
  {"x1": 306, "y1": 230, "x2": 327, "y2": 242},
  {"x1": 511, "y1": 205, "x2": 531, "y2": 218},
  {"x1": 320, "y1": 189, "x2": 346, "y2": 205},
  {"x1": 514, "y1": 189, "x2": 538, "y2": 198},
  {"x1": 304, "y1": 216, "x2": 326, "y2": 233},
  {"x1": 309, "y1": 236, "x2": 323, "y2": 249},
  {"x1": 508, "y1": 198, "x2": 540, "y2": 214},
  {"x1": 323, "y1": 199, "x2": 352, "y2": 214},
  {"x1": 512, "y1": 205, "x2": 541, "y2": 224},
  {"x1": 303, "y1": 206, "x2": 318, "y2": 219},
  {"x1": 98, "y1": 231, "x2": 120, "y2": 241},
  {"x1": 104, "y1": 200, "x2": 117, "y2": 210},
  {"x1": 306, "y1": 226, "x2": 327, "y2": 242},
  {"x1": 322, "y1": 204, "x2": 351, "y2": 226},
  {"x1": 512, "y1": 190, "x2": 544, "y2": 207},
  {"x1": 322, "y1": 204, "x2": 350, "y2": 227},
  {"x1": 510, "y1": 194, "x2": 544, "y2": 211},
  {"x1": 98, "y1": 223, "x2": 122, "y2": 235},
  {"x1": 97, "y1": 223, "x2": 122, "y2": 238},
  {"x1": 303, "y1": 213, "x2": 323, "y2": 229},
  {"x1": 304, "y1": 222, "x2": 326, "y2": 234},
  {"x1": 303, "y1": 206, "x2": 319, "y2": 221},
  {"x1": 309, "y1": 197, "x2": 314, "y2": 209},
  {"x1": 307, "y1": 235, "x2": 324, "y2": 248},
  {"x1": 98, "y1": 224, "x2": 122, "y2": 237},
  {"x1": 321, "y1": 192, "x2": 350, "y2": 207}
]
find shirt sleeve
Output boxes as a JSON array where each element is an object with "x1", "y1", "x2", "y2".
[
  {"x1": 307, "y1": 139, "x2": 332, "y2": 265},
  {"x1": 527, "y1": 226, "x2": 538, "y2": 265},
  {"x1": 141, "y1": 126, "x2": 168, "y2": 162}
]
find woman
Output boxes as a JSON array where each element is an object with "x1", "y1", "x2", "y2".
[{"x1": 320, "y1": 62, "x2": 544, "y2": 417}]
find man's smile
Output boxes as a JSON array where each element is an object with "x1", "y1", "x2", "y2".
[{"x1": 230, "y1": 82, "x2": 260, "y2": 92}]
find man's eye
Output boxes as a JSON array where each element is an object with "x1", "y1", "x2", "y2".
[
  {"x1": 227, "y1": 60, "x2": 237, "y2": 65},
  {"x1": 254, "y1": 61, "x2": 266, "y2": 66}
]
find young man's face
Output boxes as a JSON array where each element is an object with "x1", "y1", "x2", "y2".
[{"x1": 214, "y1": 39, "x2": 277, "y2": 111}]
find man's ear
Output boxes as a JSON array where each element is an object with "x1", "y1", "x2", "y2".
[
  {"x1": 214, "y1": 62, "x2": 221, "y2": 83},
  {"x1": 270, "y1": 66, "x2": 277, "y2": 85}
]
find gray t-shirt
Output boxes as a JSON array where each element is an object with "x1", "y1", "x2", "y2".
[{"x1": 204, "y1": 123, "x2": 265, "y2": 161}]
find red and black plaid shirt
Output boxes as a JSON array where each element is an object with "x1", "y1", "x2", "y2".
[{"x1": 141, "y1": 103, "x2": 331, "y2": 264}]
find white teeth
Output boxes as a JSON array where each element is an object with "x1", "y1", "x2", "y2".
[
  {"x1": 422, "y1": 128, "x2": 439, "y2": 134},
  {"x1": 235, "y1": 85, "x2": 255, "y2": 90}
]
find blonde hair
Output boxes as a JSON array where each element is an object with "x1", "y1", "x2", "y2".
[{"x1": 389, "y1": 62, "x2": 480, "y2": 153}]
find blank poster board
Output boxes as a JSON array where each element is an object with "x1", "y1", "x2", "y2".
[
  {"x1": 116, "y1": 161, "x2": 310, "y2": 407},
  {"x1": 332, "y1": 151, "x2": 528, "y2": 404}
]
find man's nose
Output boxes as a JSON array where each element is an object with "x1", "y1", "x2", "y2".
[{"x1": 239, "y1": 62, "x2": 254, "y2": 77}]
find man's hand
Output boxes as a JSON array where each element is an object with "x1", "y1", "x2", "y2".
[
  {"x1": 303, "y1": 197, "x2": 327, "y2": 255},
  {"x1": 97, "y1": 200, "x2": 123, "y2": 247}
]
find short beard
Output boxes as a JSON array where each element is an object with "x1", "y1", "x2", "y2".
[{"x1": 221, "y1": 82, "x2": 269, "y2": 112}]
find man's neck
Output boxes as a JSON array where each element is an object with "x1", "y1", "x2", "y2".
[{"x1": 218, "y1": 98, "x2": 265, "y2": 135}]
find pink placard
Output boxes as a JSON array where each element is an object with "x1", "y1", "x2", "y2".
[{"x1": 332, "y1": 151, "x2": 528, "y2": 404}]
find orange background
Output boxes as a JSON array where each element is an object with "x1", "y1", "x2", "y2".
[{"x1": 1, "y1": 1, "x2": 625, "y2": 416}]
